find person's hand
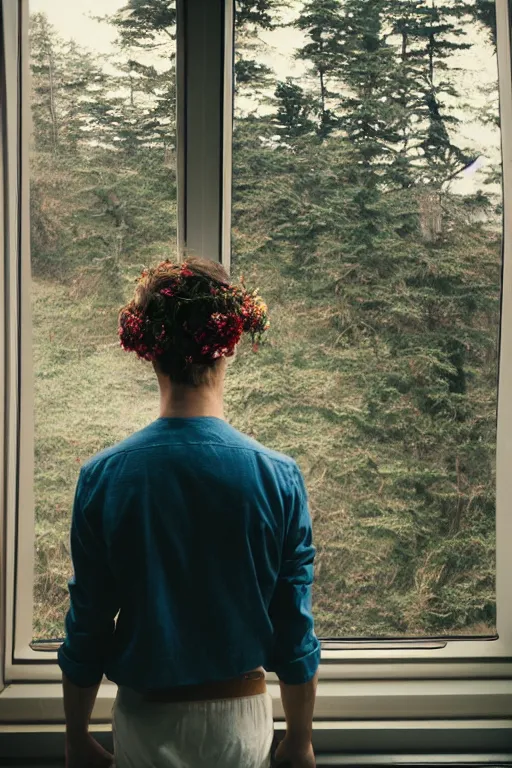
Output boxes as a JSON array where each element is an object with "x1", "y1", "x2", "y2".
[
  {"x1": 65, "y1": 733, "x2": 114, "y2": 768},
  {"x1": 274, "y1": 734, "x2": 316, "y2": 767}
]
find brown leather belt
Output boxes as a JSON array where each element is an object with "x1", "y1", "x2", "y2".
[{"x1": 144, "y1": 670, "x2": 267, "y2": 703}]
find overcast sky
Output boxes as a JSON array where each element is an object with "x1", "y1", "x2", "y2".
[{"x1": 29, "y1": 0, "x2": 502, "y2": 197}]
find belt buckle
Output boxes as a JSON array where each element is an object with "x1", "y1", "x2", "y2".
[{"x1": 241, "y1": 670, "x2": 264, "y2": 681}]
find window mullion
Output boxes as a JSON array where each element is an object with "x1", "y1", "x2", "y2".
[
  {"x1": 495, "y1": 0, "x2": 512, "y2": 648},
  {"x1": 6, "y1": 0, "x2": 37, "y2": 676},
  {"x1": 1, "y1": 0, "x2": 26, "y2": 687},
  {"x1": 176, "y1": 0, "x2": 234, "y2": 268}
]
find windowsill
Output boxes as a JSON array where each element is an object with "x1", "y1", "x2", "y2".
[
  {"x1": 0, "y1": 717, "x2": 511, "y2": 760},
  {"x1": 1, "y1": 678, "x2": 512, "y2": 722}
]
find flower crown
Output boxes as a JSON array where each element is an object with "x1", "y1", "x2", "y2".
[{"x1": 118, "y1": 260, "x2": 270, "y2": 366}]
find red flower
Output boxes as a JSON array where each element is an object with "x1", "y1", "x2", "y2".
[
  {"x1": 119, "y1": 308, "x2": 147, "y2": 354},
  {"x1": 193, "y1": 311, "x2": 243, "y2": 361},
  {"x1": 181, "y1": 265, "x2": 194, "y2": 278}
]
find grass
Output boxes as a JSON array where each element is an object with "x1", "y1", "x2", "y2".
[{"x1": 31, "y1": 255, "x2": 496, "y2": 640}]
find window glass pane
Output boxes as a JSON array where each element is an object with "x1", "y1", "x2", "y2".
[
  {"x1": 231, "y1": 0, "x2": 501, "y2": 637},
  {"x1": 29, "y1": 0, "x2": 176, "y2": 640}
]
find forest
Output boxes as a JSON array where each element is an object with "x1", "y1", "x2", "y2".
[{"x1": 29, "y1": 0, "x2": 501, "y2": 640}]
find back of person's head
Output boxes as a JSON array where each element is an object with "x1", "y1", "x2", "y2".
[{"x1": 118, "y1": 256, "x2": 269, "y2": 387}]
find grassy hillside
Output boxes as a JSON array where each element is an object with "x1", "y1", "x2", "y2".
[{"x1": 32, "y1": 235, "x2": 498, "y2": 639}]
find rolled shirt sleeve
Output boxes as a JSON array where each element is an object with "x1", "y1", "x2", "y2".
[
  {"x1": 267, "y1": 462, "x2": 321, "y2": 684},
  {"x1": 57, "y1": 467, "x2": 119, "y2": 688}
]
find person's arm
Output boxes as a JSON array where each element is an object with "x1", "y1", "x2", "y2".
[
  {"x1": 275, "y1": 672, "x2": 318, "y2": 767},
  {"x1": 279, "y1": 671, "x2": 318, "y2": 747},
  {"x1": 62, "y1": 674, "x2": 113, "y2": 768},
  {"x1": 62, "y1": 674, "x2": 102, "y2": 743},
  {"x1": 58, "y1": 468, "x2": 119, "y2": 763},
  {"x1": 267, "y1": 463, "x2": 321, "y2": 765}
]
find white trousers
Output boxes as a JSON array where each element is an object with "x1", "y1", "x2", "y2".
[{"x1": 112, "y1": 686, "x2": 274, "y2": 768}]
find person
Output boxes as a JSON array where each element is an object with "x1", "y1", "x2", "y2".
[{"x1": 58, "y1": 256, "x2": 320, "y2": 768}]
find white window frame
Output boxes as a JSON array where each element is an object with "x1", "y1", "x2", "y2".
[{"x1": 1, "y1": 0, "x2": 512, "y2": 757}]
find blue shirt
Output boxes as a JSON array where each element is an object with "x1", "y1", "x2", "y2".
[{"x1": 57, "y1": 416, "x2": 320, "y2": 690}]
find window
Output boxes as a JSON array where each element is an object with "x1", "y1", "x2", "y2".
[
  {"x1": 1, "y1": 0, "x2": 512, "y2": 757},
  {"x1": 230, "y1": 2, "x2": 502, "y2": 641},
  {"x1": 27, "y1": 0, "x2": 177, "y2": 644}
]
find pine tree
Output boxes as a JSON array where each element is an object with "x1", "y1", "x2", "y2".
[
  {"x1": 274, "y1": 79, "x2": 317, "y2": 139},
  {"x1": 470, "y1": 0, "x2": 497, "y2": 47},
  {"x1": 83, "y1": 57, "x2": 175, "y2": 157},
  {"x1": 334, "y1": 0, "x2": 403, "y2": 164},
  {"x1": 294, "y1": 0, "x2": 345, "y2": 137},
  {"x1": 384, "y1": 0, "x2": 476, "y2": 185},
  {"x1": 29, "y1": 13, "x2": 106, "y2": 154},
  {"x1": 236, "y1": 0, "x2": 283, "y2": 27},
  {"x1": 103, "y1": 0, "x2": 176, "y2": 49},
  {"x1": 30, "y1": 13, "x2": 62, "y2": 153},
  {"x1": 97, "y1": 2, "x2": 176, "y2": 160},
  {"x1": 234, "y1": 1, "x2": 284, "y2": 99}
]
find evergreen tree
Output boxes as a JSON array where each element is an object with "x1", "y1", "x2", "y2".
[
  {"x1": 236, "y1": 0, "x2": 283, "y2": 27},
  {"x1": 334, "y1": 0, "x2": 403, "y2": 165},
  {"x1": 83, "y1": 57, "x2": 175, "y2": 157},
  {"x1": 294, "y1": 0, "x2": 345, "y2": 137},
  {"x1": 98, "y1": 2, "x2": 176, "y2": 158},
  {"x1": 274, "y1": 79, "x2": 317, "y2": 139},
  {"x1": 234, "y1": 1, "x2": 284, "y2": 97},
  {"x1": 470, "y1": 0, "x2": 497, "y2": 47},
  {"x1": 385, "y1": 0, "x2": 475, "y2": 185},
  {"x1": 29, "y1": 13, "x2": 106, "y2": 154},
  {"x1": 103, "y1": 0, "x2": 176, "y2": 49},
  {"x1": 30, "y1": 13, "x2": 62, "y2": 153}
]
